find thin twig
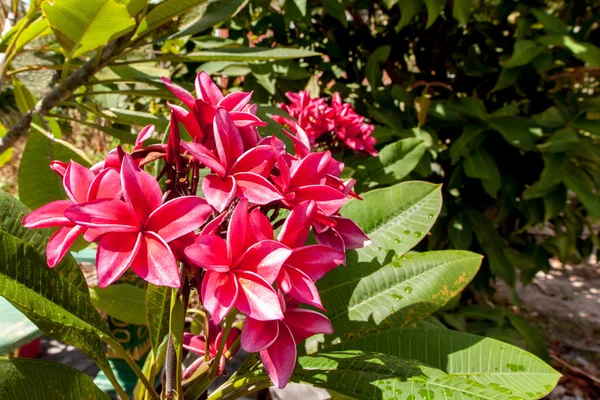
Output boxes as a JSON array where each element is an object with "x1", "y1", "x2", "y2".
[{"x1": 550, "y1": 351, "x2": 600, "y2": 386}]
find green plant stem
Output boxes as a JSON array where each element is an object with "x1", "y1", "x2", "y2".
[
  {"x1": 100, "y1": 364, "x2": 130, "y2": 400},
  {"x1": 165, "y1": 271, "x2": 191, "y2": 398},
  {"x1": 104, "y1": 337, "x2": 161, "y2": 400},
  {"x1": 210, "y1": 310, "x2": 236, "y2": 379}
]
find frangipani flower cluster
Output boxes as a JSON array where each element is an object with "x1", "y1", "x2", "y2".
[
  {"x1": 273, "y1": 90, "x2": 378, "y2": 156},
  {"x1": 22, "y1": 72, "x2": 370, "y2": 389}
]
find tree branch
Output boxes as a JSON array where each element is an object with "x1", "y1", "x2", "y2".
[{"x1": 0, "y1": 36, "x2": 129, "y2": 154}]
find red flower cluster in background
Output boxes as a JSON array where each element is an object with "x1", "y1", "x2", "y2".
[
  {"x1": 272, "y1": 90, "x2": 378, "y2": 156},
  {"x1": 22, "y1": 72, "x2": 371, "y2": 389}
]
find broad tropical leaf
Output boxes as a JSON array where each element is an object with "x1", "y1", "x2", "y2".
[
  {"x1": 0, "y1": 359, "x2": 110, "y2": 400},
  {"x1": 135, "y1": 0, "x2": 208, "y2": 38},
  {"x1": 42, "y1": 0, "x2": 136, "y2": 58},
  {"x1": 328, "y1": 329, "x2": 561, "y2": 398},
  {"x1": 90, "y1": 283, "x2": 147, "y2": 325},
  {"x1": 171, "y1": 0, "x2": 249, "y2": 39},
  {"x1": 292, "y1": 350, "x2": 557, "y2": 400},
  {"x1": 18, "y1": 131, "x2": 92, "y2": 211},
  {"x1": 147, "y1": 283, "x2": 172, "y2": 357}
]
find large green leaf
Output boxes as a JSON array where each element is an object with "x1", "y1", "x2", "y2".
[
  {"x1": 118, "y1": 47, "x2": 321, "y2": 63},
  {"x1": 562, "y1": 164, "x2": 600, "y2": 217},
  {"x1": 147, "y1": 283, "x2": 172, "y2": 357},
  {"x1": 463, "y1": 148, "x2": 501, "y2": 198},
  {"x1": 312, "y1": 250, "x2": 481, "y2": 349},
  {"x1": 531, "y1": 9, "x2": 569, "y2": 35},
  {"x1": 135, "y1": 0, "x2": 208, "y2": 38},
  {"x1": 488, "y1": 116, "x2": 535, "y2": 150},
  {"x1": 0, "y1": 359, "x2": 110, "y2": 399},
  {"x1": 396, "y1": 0, "x2": 423, "y2": 32},
  {"x1": 323, "y1": 0, "x2": 349, "y2": 27},
  {"x1": 365, "y1": 46, "x2": 391, "y2": 88},
  {"x1": 293, "y1": 350, "x2": 556, "y2": 400},
  {"x1": 107, "y1": 108, "x2": 169, "y2": 131},
  {"x1": 42, "y1": 0, "x2": 136, "y2": 58},
  {"x1": 424, "y1": 0, "x2": 446, "y2": 28},
  {"x1": 0, "y1": 191, "x2": 111, "y2": 369},
  {"x1": 452, "y1": 0, "x2": 471, "y2": 25},
  {"x1": 90, "y1": 283, "x2": 147, "y2": 325},
  {"x1": 350, "y1": 138, "x2": 427, "y2": 190},
  {"x1": 8, "y1": 16, "x2": 51, "y2": 55},
  {"x1": 18, "y1": 131, "x2": 91, "y2": 211},
  {"x1": 501, "y1": 40, "x2": 544, "y2": 68},
  {"x1": 331, "y1": 329, "x2": 560, "y2": 398},
  {"x1": 171, "y1": 0, "x2": 249, "y2": 39}
]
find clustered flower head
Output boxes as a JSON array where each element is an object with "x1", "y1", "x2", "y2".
[
  {"x1": 22, "y1": 72, "x2": 371, "y2": 389},
  {"x1": 272, "y1": 90, "x2": 378, "y2": 156}
]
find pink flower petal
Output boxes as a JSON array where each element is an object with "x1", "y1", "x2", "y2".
[
  {"x1": 213, "y1": 108, "x2": 244, "y2": 170},
  {"x1": 120, "y1": 154, "x2": 163, "y2": 223},
  {"x1": 218, "y1": 91, "x2": 253, "y2": 111},
  {"x1": 135, "y1": 125, "x2": 155, "y2": 149},
  {"x1": 202, "y1": 175, "x2": 236, "y2": 213},
  {"x1": 202, "y1": 271, "x2": 238, "y2": 324},
  {"x1": 162, "y1": 77, "x2": 196, "y2": 108},
  {"x1": 293, "y1": 185, "x2": 348, "y2": 216},
  {"x1": 285, "y1": 245, "x2": 345, "y2": 281},
  {"x1": 88, "y1": 168, "x2": 121, "y2": 200},
  {"x1": 50, "y1": 160, "x2": 68, "y2": 177},
  {"x1": 185, "y1": 234, "x2": 231, "y2": 272},
  {"x1": 234, "y1": 172, "x2": 283, "y2": 205},
  {"x1": 146, "y1": 196, "x2": 212, "y2": 242},
  {"x1": 168, "y1": 102, "x2": 203, "y2": 141},
  {"x1": 229, "y1": 145, "x2": 276, "y2": 177},
  {"x1": 22, "y1": 200, "x2": 73, "y2": 228},
  {"x1": 289, "y1": 152, "x2": 331, "y2": 189},
  {"x1": 229, "y1": 111, "x2": 267, "y2": 128},
  {"x1": 283, "y1": 308, "x2": 334, "y2": 343},
  {"x1": 64, "y1": 199, "x2": 139, "y2": 232},
  {"x1": 313, "y1": 227, "x2": 345, "y2": 253},
  {"x1": 183, "y1": 333, "x2": 207, "y2": 355},
  {"x1": 227, "y1": 199, "x2": 255, "y2": 262},
  {"x1": 279, "y1": 266, "x2": 323, "y2": 310},
  {"x1": 234, "y1": 270, "x2": 283, "y2": 321},
  {"x1": 249, "y1": 208, "x2": 274, "y2": 241},
  {"x1": 233, "y1": 240, "x2": 291, "y2": 284},
  {"x1": 195, "y1": 72, "x2": 223, "y2": 105},
  {"x1": 96, "y1": 232, "x2": 141, "y2": 288},
  {"x1": 260, "y1": 322, "x2": 296, "y2": 389},
  {"x1": 181, "y1": 141, "x2": 226, "y2": 177},
  {"x1": 131, "y1": 232, "x2": 180, "y2": 288},
  {"x1": 46, "y1": 225, "x2": 86, "y2": 268},
  {"x1": 241, "y1": 318, "x2": 279, "y2": 353},
  {"x1": 63, "y1": 161, "x2": 95, "y2": 204},
  {"x1": 276, "y1": 200, "x2": 316, "y2": 248},
  {"x1": 332, "y1": 217, "x2": 371, "y2": 250}
]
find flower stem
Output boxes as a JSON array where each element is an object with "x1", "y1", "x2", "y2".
[
  {"x1": 210, "y1": 310, "x2": 236, "y2": 379},
  {"x1": 207, "y1": 372, "x2": 272, "y2": 400}
]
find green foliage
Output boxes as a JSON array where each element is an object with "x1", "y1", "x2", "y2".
[
  {"x1": 89, "y1": 283, "x2": 147, "y2": 325},
  {"x1": 0, "y1": 359, "x2": 111, "y2": 400}
]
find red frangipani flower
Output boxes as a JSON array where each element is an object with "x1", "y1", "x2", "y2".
[
  {"x1": 183, "y1": 321, "x2": 241, "y2": 377},
  {"x1": 185, "y1": 199, "x2": 292, "y2": 323},
  {"x1": 22, "y1": 161, "x2": 121, "y2": 267},
  {"x1": 65, "y1": 154, "x2": 212, "y2": 288},
  {"x1": 241, "y1": 296, "x2": 333, "y2": 389},
  {"x1": 182, "y1": 108, "x2": 281, "y2": 212}
]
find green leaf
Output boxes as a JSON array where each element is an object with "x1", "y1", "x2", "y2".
[
  {"x1": 135, "y1": 0, "x2": 208, "y2": 38},
  {"x1": 488, "y1": 116, "x2": 535, "y2": 150},
  {"x1": 463, "y1": 148, "x2": 501, "y2": 198},
  {"x1": 330, "y1": 329, "x2": 560, "y2": 398},
  {"x1": 42, "y1": 0, "x2": 136, "y2": 58},
  {"x1": 365, "y1": 46, "x2": 391, "y2": 88},
  {"x1": 572, "y1": 118, "x2": 600, "y2": 139},
  {"x1": 531, "y1": 9, "x2": 569, "y2": 35},
  {"x1": 9, "y1": 16, "x2": 51, "y2": 55},
  {"x1": 107, "y1": 108, "x2": 169, "y2": 131},
  {"x1": 323, "y1": 0, "x2": 348, "y2": 27},
  {"x1": 538, "y1": 127, "x2": 579, "y2": 153},
  {"x1": 12, "y1": 77, "x2": 37, "y2": 113},
  {"x1": 490, "y1": 67, "x2": 522, "y2": 93},
  {"x1": 0, "y1": 359, "x2": 110, "y2": 399},
  {"x1": 171, "y1": 0, "x2": 248, "y2": 39},
  {"x1": 89, "y1": 283, "x2": 147, "y2": 325},
  {"x1": 123, "y1": 47, "x2": 321, "y2": 63},
  {"x1": 123, "y1": 0, "x2": 148, "y2": 16},
  {"x1": 506, "y1": 313, "x2": 550, "y2": 361},
  {"x1": 449, "y1": 124, "x2": 486, "y2": 164},
  {"x1": 350, "y1": 138, "x2": 427, "y2": 190},
  {"x1": 533, "y1": 106, "x2": 565, "y2": 129},
  {"x1": 424, "y1": 0, "x2": 446, "y2": 28},
  {"x1": 448, "y1": 211, "x2": 472, "y2": 249},
  {"x1": 293, "y1": 349, "x2": 557, "y2": 400},
  {"x1": 452, "y1": 0, "x2": 471, "y2": 26},
  {"x1": 0, "y1": 191, "x2": 112, "y2": 369},
  {"x1": 0, "y1": 123, "x2": 12, "y2": 167},
  {"x1": 147, "y1": 283, "x2": 172, "y2": 357},
  {"x1": 18, "y1": 131, "x2": 92, "y2": 211},
  {"x1": 538, "y1": 35, "x2": 600, "y2": 67},
  {"x1": 314, "y1": 250, "x2": 481, "y2": 347},
  {"x1": 466, "y1": 210, "x2": 516, "y2": 286},
  {"x1": 562, "y1": 164, "x2": 600, "y2": 217},
  {"x1": 287, "y1": 0, "x2": 307, "y2": 17},
  {"x1": 396, "y1": 0, "x2": 423, "y2": 32},
  {"x1": 522, "y1": 154, "x2": 565, "y2": 199},
  {"x1": 501, "y1": 40, "x2": 544, "y2": 68}
]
